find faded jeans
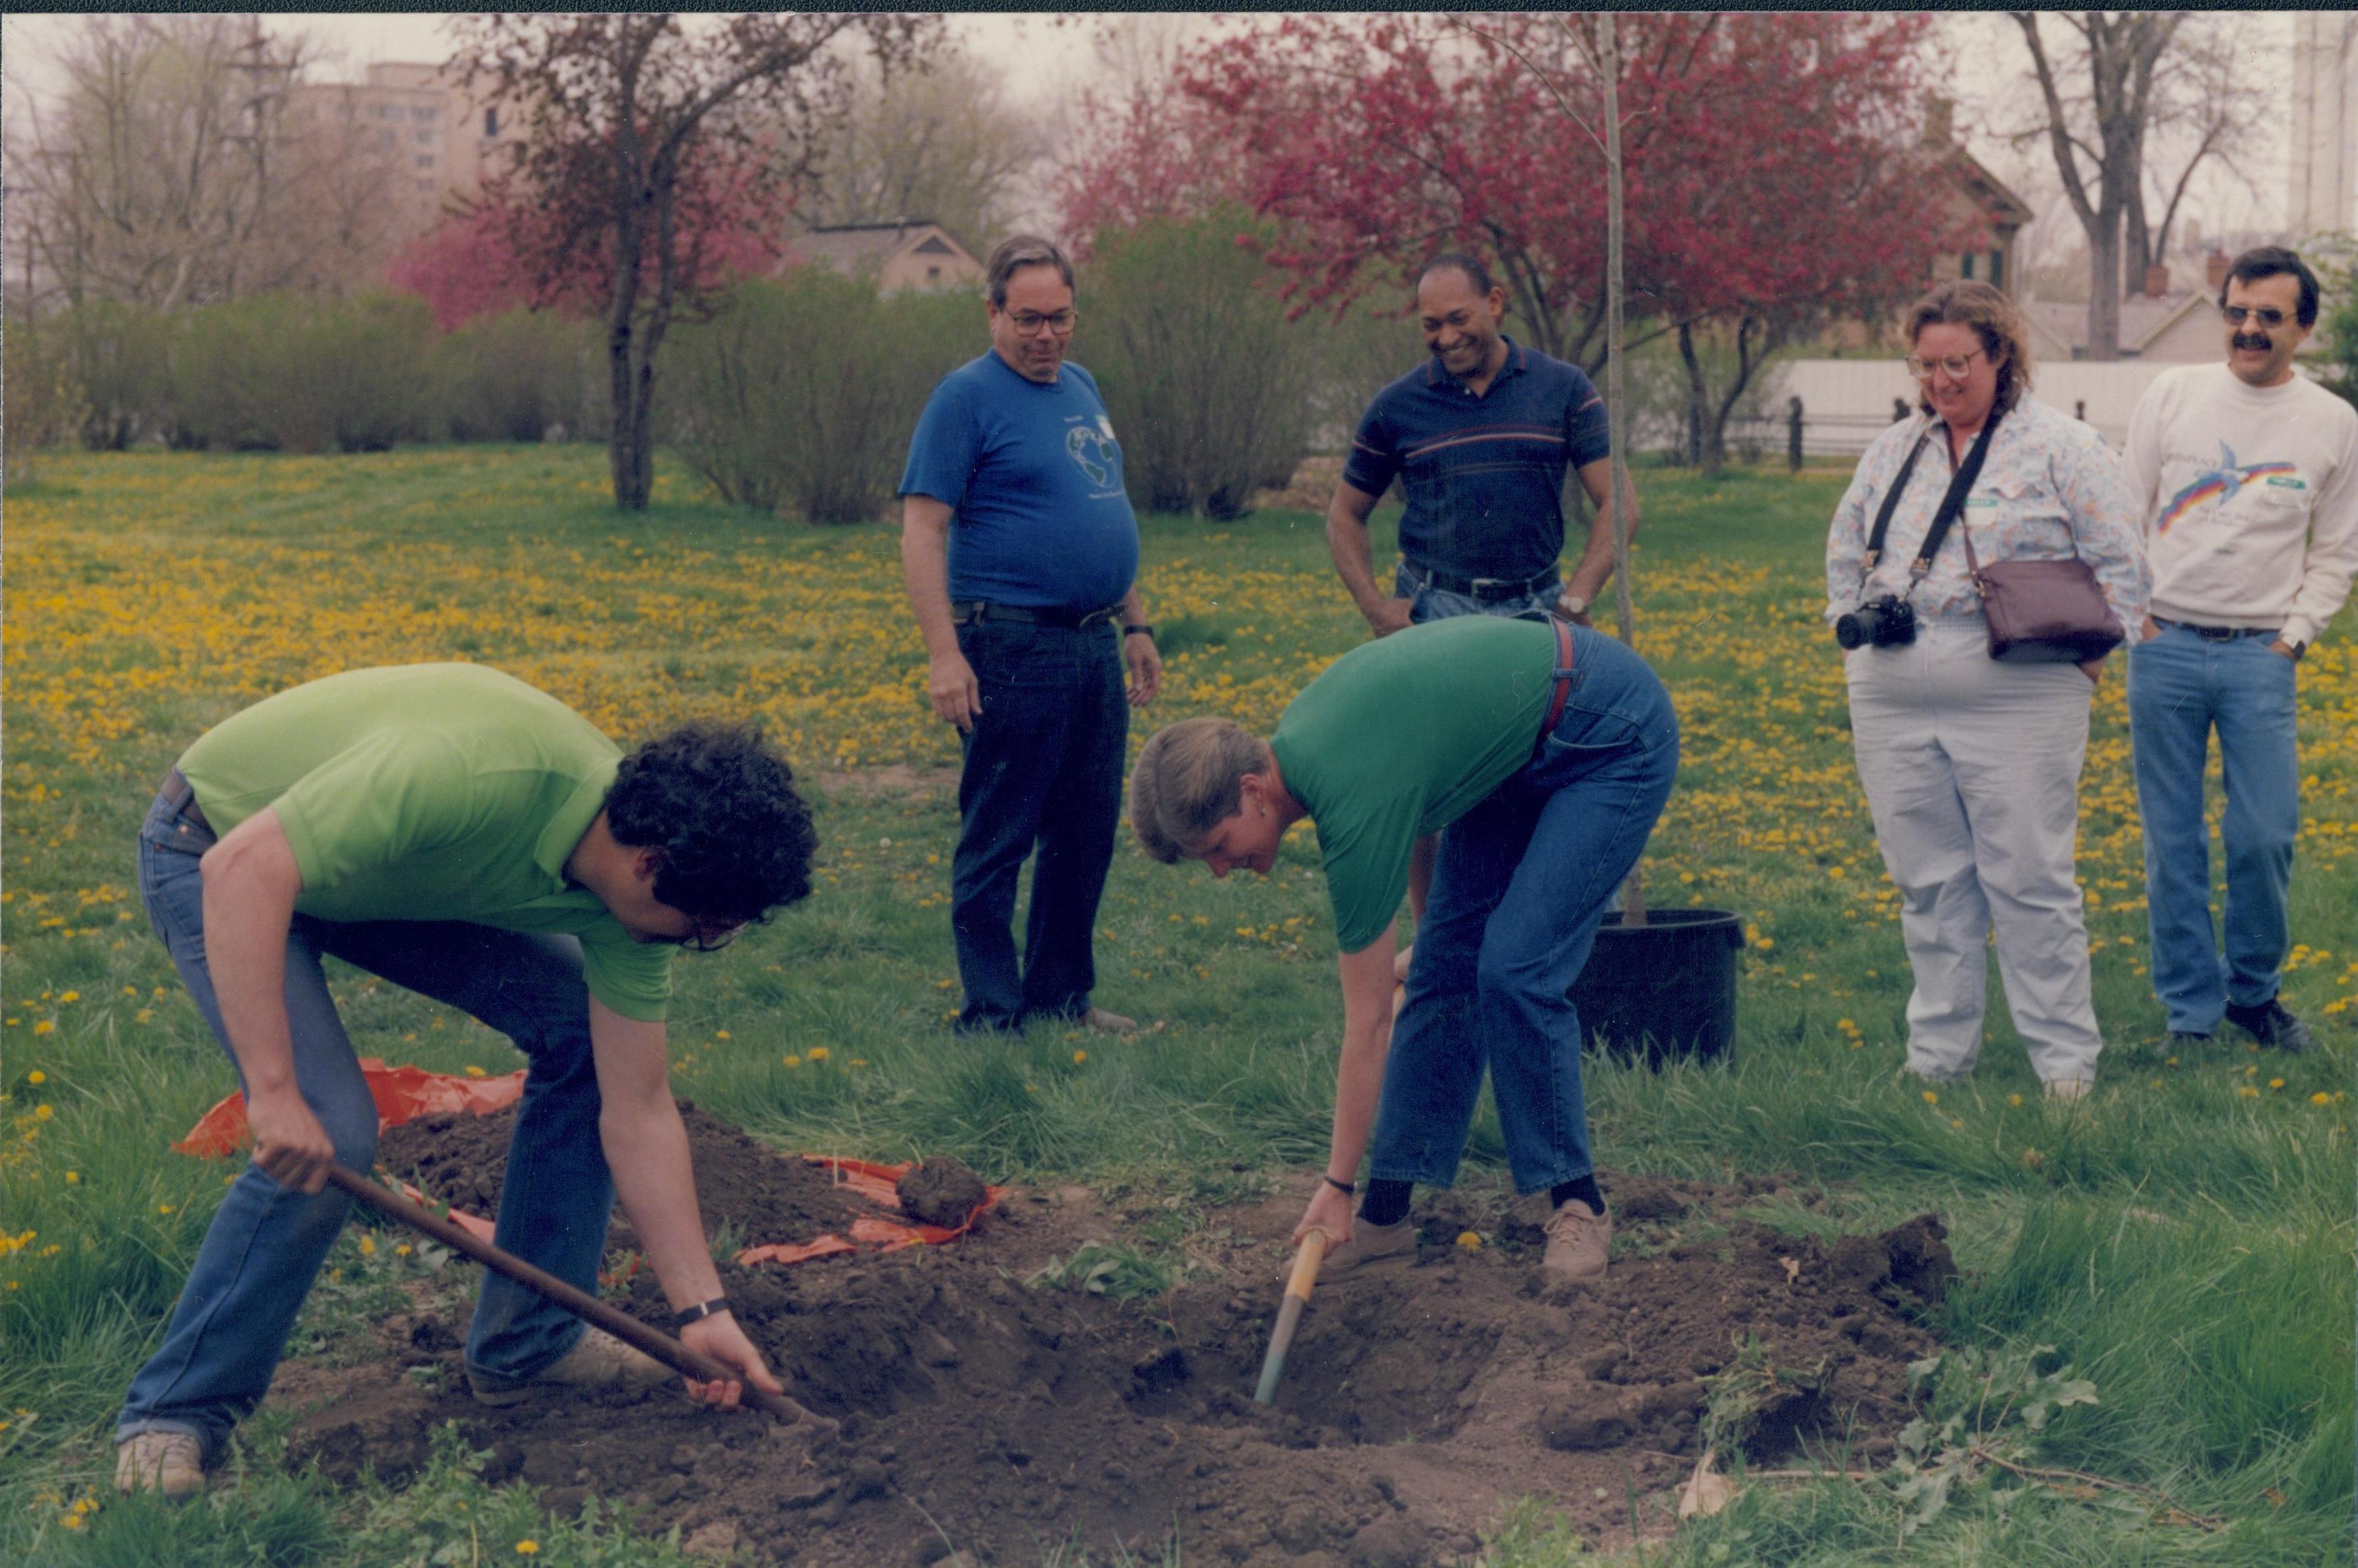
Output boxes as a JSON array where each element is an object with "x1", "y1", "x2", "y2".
[
  {"x1": 2128, "y1": 623, "x2": 2302, "y2": 1035},
  {"x1": 117, "y1": 786, "x2": 616, "y2": 1464},
  {"x1": 1368, "y1": 623, "x2": 1679, "y2": 1195}
]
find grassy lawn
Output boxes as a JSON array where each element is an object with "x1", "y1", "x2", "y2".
[{"x1": 1, "y1": 445, "x2": 2350, "y2": 1565}]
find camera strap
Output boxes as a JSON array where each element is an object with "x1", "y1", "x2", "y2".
[{"x1": 1859, "y1": 409, "x2": 2005, "y2": 598}]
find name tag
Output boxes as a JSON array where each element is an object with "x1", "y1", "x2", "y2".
[{"x1": 1964, "y1": 495, "x2": 2000, "y2": 511}]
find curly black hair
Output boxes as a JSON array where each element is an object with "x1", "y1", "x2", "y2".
[{"x1": 603, "y1": 723, "x2": 816, "y2": 926}]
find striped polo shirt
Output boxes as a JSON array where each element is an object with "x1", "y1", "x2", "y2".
[{"x1": 1342, "y1": 338, "x2": 1613, "y2": 583}]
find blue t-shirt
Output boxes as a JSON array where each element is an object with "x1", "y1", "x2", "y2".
[
  {"x1": 1342, "y1": 339, "x2": 1614, "y2": 582},
  {"x1": 898, "y1": 352, "x2": 1141, "y2": 612}
]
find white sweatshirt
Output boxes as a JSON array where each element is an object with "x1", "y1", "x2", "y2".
[{"x1": 2122, "y1": 364, "x2": 2358, "y2": 649}]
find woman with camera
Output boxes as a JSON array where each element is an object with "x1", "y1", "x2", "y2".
[{"x1": 1824, "y1": 280, "x2": 2148, "y2": 1101}]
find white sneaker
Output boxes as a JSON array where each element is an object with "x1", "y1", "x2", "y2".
[
  {"x1": 469, "y1": 1326, "x2": 672, "y2": 1406},
  {"x1": 115, "y1": 1430, "x2": 205, "y2": 1496},
  {"x1": 2044, "y1": 1077, "x2": 2093, "y2": 1104}
]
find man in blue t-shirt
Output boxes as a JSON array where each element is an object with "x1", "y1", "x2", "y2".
[
  {"x1": 1325, "y1": 252, "x2": 1638, "y2": 945},
  {"x1": 898, "y1": 235, "x2": 1161, "y2": 1037}
]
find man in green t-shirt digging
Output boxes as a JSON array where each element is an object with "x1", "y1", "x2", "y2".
[
  {"x1": 114, "y1": 664, "x2": 818, "y2": 1496},
  {"x1": 1131, "y1": 617, "x2": 1677, "y2": 1280}
]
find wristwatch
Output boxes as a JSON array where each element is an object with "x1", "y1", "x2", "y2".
[{"x1": 1560, "y1": 593, "x2": 1590, "y2": 617}]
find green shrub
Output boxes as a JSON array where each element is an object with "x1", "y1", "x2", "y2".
[
  {"x1": 2, "y1": 312, "x2": 88, "y2": 481},
  {"x1": 1082, "y1": 206, "x2": 1320, "y2": 520},
  {"x1": 439, "y1": 308, "x2": 601, "y2": 443},
  {"x1": 663, "y1": 272, "x2": 973, "y2": 521},
  {"x1": 172, "y1": 293, "x2": 441, "y2": 452},
  {"x1": 57, "y1": 299, "x2": 176, "y2": 450}
]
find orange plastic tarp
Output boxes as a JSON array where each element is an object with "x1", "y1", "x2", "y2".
[{"x1": 173, "y1": 1062, "x2": 999, "y2": 1266}]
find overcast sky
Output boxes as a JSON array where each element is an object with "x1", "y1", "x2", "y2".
[{"x1": 3, "y1": 11, "x2": 2299, "y2": 250}]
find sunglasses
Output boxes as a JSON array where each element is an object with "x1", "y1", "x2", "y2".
[{"x1": 2221, "y1": 305, "x2": 2289, "y2": 328}]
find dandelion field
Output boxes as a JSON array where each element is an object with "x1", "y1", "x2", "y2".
[{"x1": 1, "y1": 445, "x2": 2351, "y2": 1565}]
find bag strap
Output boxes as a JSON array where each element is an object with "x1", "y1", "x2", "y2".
[{"x1": 1859, "y1": 408, "x2": 2004, "y2": 596}]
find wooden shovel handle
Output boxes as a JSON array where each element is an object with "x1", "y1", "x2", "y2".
[{"x1": 326, "y1": 1163, "x2": 832, "y2": 1431}]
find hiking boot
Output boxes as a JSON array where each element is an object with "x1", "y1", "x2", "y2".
[
  {"x1": 1542, "y1": 1198, "x2": 1612, "y2": 1281},
  {"x1": 1317, "y1": 1216, "x2": 1415, "y2": 1278},
  {"x1": 2043, "y1": 1077, "x2": 2093, "y2": 1104},
  {"x1": 115, "y1": 1431, "x2": 204, "y2": 1497},
  {"x1": 469, "y1": 1326, "x2": 672, "y2": 1407},
  {"x1": 2224, "y1": 997, "x2": 2314, "y2": 1053}
]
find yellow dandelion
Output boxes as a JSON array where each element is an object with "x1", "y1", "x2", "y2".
[
  {"x1": 33, "y1": 1021, "x2": 53, "y2": 1036},
  {"x1": 26, "y1": 1071, "x2": 44, "y2": 1085},
  {"x1": 515, "y1": 1543, "x2": 539, "y2": 1557},
  {"x1": 158, "y1": 1204, "x2": 173, "y2": 1214},
  {"x1": 2269, "y1": 1078, "x2": 2285, "y2": 1090},
  {"x1": 808, "y1": 1047, "x2": 830, "y2": 1062},
  {"x1": 2006, "y1": 1093, "x2": 2023, "y2": 1107},
  {"x1": 64, "y1": 1172, "x2": 79, "y2": 1184},
  {"x1": 57, "y1": 991, "x2": 78, "y2": 1003},
  {"x1": 715, "y1": 1029, "x2": 732, "y2": 1040},
  {"x1": 1920, "y1": 1089, "x2": 1937, "y2": 1105},
  {"x1": 1454, "y1": 1230, "x2": 1483, "y2": 1250},
  {"x1": 848, "y1": 1058, "x2": 869, "y2": 1068},
  {"x1": 1072, "y1": 1050, "x2": 1087, "y2": 1065},
  {"x1": 782, "y1": 1055, "x2": 801, "y2": 1068},
  {"x1": 2313, "y1": 1092, "x2": 2333, "y2": 1106},
  {"x1": 358, "y1": 1234, "x2": 376, "y2": 1256}
]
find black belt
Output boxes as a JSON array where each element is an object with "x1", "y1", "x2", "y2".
[
  {"x1": 159, "y1": 767, "x2": 213, "y2": 834},
  {"x1": 2154, "y1": 617, "x2": 2279, "y2": 643},
  {"x1": 957, "y1": 601, "x2": 1121, "y2": 631},
  {"x1": 1404, "y1": 561, "x2": 1561, "y2": 602}
]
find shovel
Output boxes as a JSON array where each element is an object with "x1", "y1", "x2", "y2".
[
  {"x1": 325, "y1": 1163, "x2": 834, "y2": 1432},
  {"x1": 1251, "y1": 1228, "x2": 1328, "y2": 1404}
]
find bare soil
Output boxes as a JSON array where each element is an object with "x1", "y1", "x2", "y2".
[{"x1": 288, "y1": 1113, "x2": 1954, "y2": 1566}]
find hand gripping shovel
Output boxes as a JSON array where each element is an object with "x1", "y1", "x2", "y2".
[
  {"x1": 1252, "y1": 1229, "x2": 1328, "y2": 1404},
  {"x1": 326, "y1": 1164, "x2": 834, "y2": 1432}
]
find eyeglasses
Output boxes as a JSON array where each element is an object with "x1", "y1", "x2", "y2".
[
  {"x1": 676, "y1": 920, "x2": 744, "y2": 954},
  {"x1": 1006, "y1": 309, "x2": 1077, "y2": 336},
  {"x1": 1904, "y1": 350, "x2": 1986, "y2": 381},
  {"x1": 2221, "y1": 305, "x2": 2288, "y2": 328}
]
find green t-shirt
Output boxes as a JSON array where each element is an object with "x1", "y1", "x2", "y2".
[
  {"x1": 177, "y1": 664, "x2": 675, "y2": 1022},
  {"x1": 1270, "y1": 617, "x2": 1559, "y2": 953}
]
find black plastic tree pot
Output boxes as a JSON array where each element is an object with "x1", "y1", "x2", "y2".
[{"x1": 1570, "y1": 907, "x2": 1745, "y2": 1066}]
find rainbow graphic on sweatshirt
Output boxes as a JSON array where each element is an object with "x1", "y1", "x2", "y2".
[{"x1": 2155, "y1": 441, "x2": 2299, "y2": 534}]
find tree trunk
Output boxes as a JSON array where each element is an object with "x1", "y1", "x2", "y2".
[
  {"x1": 1676, "y1": 320, "x2": 1713, "y2": 474},
  {"x1": 1599, "y1": 12, "x2": 1644, "y2": 927},
  {"x1": 2086, "y1": 206, "x2": 2122, "y2": 362}
]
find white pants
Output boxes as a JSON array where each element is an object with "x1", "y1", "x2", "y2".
[{"x1": 1845, "y1": 618, "x2": 2103, "y2": 1085}]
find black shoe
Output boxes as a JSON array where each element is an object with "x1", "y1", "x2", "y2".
[{"x1": 2223, "y1": 997, "x2": 2315, "y2": 1054}]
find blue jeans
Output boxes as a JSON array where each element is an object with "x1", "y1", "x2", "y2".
[
  {"x1": 1368, "y1": 625, "x2": 1679, "y2": 1195},
  {"x1": 2128, "y1": 624, "x2": 2301, "y2": 1035},
  {"x1": 950, "y1": 616, "x2": 1128, "y2": 1034},
  {"x1": 1397, "y1": 561, "x2": 1563, "y2": 625},
  {"x1": 119, "y1": 788, "x2": 617, "y2": 1463}
]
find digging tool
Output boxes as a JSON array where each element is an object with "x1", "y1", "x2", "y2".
[
  {"x1": 1252, "y1": 1229, "x2": 1328, "y2": 1404},
  {"x1": 325, "y1": 1163, "x2": 834, "y2": 1432}
]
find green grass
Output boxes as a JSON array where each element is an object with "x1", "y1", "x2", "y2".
[{"x1": 1, "y1": 445, "x2": 2350, "y2": 1564}]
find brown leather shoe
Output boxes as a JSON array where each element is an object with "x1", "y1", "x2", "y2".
[
  {"x1": 469, "y1": 1326, "x2": 673, "y2": 1407},
  {"x1": 1081, "y1": 1007, "x2": 1138, "y2": 1035},
  {"x1": 1317, "y1": 1216, "x2": 1415, "y2": 1278},
  {"x1": 1542, "y1": 1198, "x2": 1611, "y2": 1280},
  {"x1": 115, "y1": 1431, "x2": 205, "y2": 1497}
]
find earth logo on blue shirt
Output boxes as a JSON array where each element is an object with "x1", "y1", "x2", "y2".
[{"x1": 1066, "y1": 418, "x2": 1119, "y2": 489}]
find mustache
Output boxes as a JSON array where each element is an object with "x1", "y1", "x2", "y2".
[{"x1": 2232, "y1": 334, "x2": 2273, "y2": 352}]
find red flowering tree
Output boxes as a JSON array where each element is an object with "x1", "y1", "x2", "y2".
[
  {"x1": 448, "y1": 13, "x2": 938, "y2": 510},
  {"x1": 1067, "y1": 13, "x2": 1975, "y2": 469}
]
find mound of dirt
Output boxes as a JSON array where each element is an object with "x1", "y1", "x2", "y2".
[
  {"x1": 290, "y1": 1138, "x2": 1956, "y2": 1565},
  {"x1": 373, "y1": 1099, "x2": 870, "y2": 1251},
  {"x1": 896, "y1": 1157, "x2": 990, "y2": 1228}
]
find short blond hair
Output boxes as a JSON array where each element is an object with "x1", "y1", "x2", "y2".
[
  {"x1": 1905, "y1": 280, "x2": 2034, "y2": 417},
  {"x1": 1129, "y1": 717, "x2": 1271, "y2": 864}
]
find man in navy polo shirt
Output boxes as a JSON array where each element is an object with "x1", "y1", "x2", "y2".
[
  {"x1": 1325, "y1": 252, "x2": 1635, "y2": 934},
  {"x1": 898, "y1": 234, "x2": 1161, "y2": 1037}
]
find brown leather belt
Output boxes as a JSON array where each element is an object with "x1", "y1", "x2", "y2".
[
  {"x1": 1538, "y1": 617, "x2": 1575, "y2": 752},
  {"x1": 159, "y1": 767, "x2": 212, "y2": 833}
]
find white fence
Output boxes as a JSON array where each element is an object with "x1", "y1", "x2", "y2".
[{"x1": 1744, "y1": 358, "x2": 2184, "y2": 458}]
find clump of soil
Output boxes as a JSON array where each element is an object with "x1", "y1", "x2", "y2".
[
  {"x1": 373, "y1": 1099, "x2": 870, "y2": 1251},
  {"x1": 896, "y1": 1157, "x2": 989, "y2": 1227},
  {"x1": 289, "y1": 1130, "x2": 1958, "y2": 1567}
]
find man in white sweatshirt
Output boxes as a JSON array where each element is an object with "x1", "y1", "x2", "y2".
[{"x1": 2122, "y1": 246, "x2": 2357, "y2": 1054}]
